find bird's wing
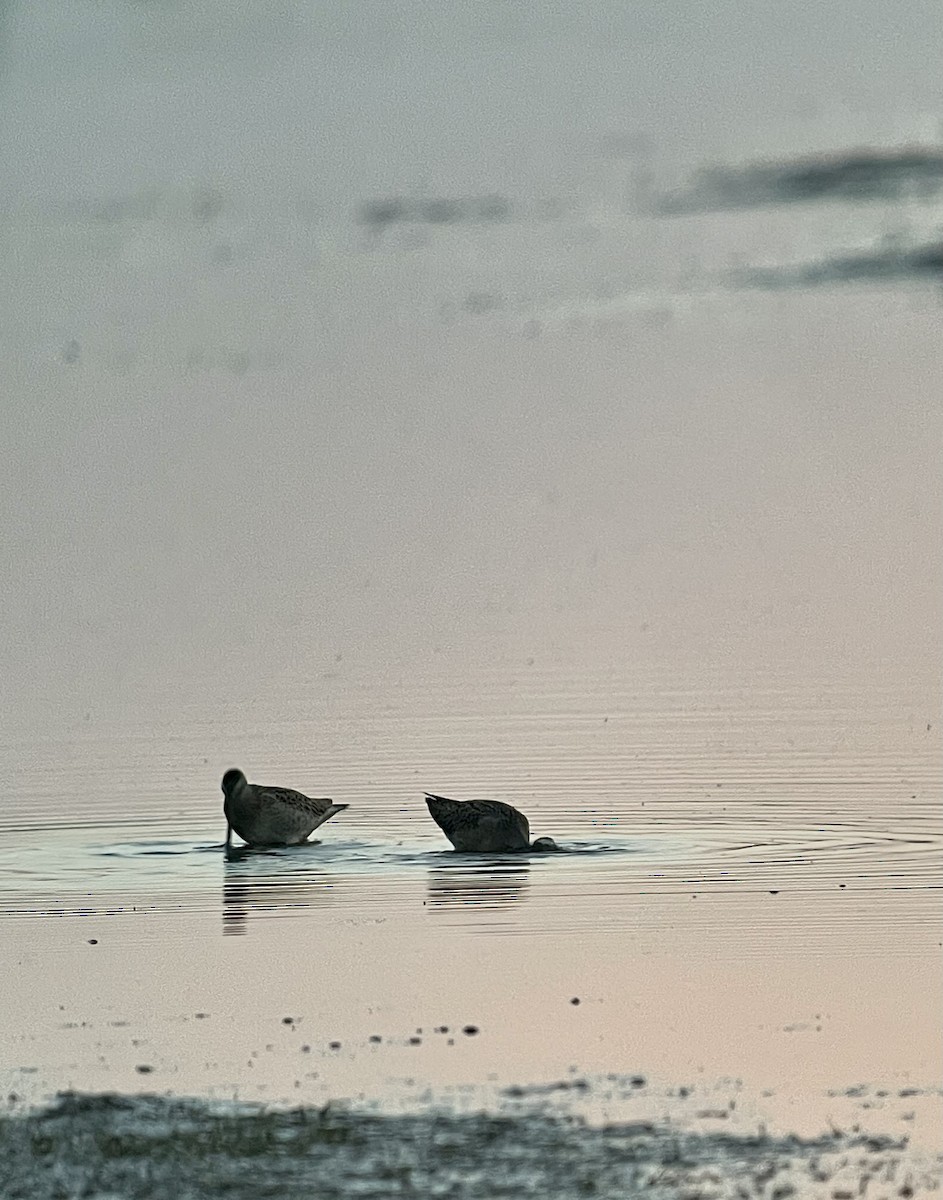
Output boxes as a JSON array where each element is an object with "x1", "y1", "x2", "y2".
[
  {"x1": 256, "y1": 785, "x2": 333, "y2": 815},
  {"x1": 468, "y1": 799, "x2": 529, "y2": 841}
]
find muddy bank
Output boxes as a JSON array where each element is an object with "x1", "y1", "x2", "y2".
[{"x1": 2, "y1": 1091, "x2": 939, "y2": 1200}]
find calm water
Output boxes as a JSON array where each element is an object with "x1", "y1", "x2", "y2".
[{"x1": 1, "y1": 1, "x2": 941, "y2": 1191}]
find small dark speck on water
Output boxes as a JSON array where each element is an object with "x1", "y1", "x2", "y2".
[
  {"x1": 462, "y1": 1025, "x2": 479, "y2": 1036},
  {"x1": 329, "y1": 1042, "x2": 341, "y2": 1050},
  {"x1": 770, "y1": 890, "x2": 779, "y2": 895},
  {"x1": 135, "y1": 1065, "x2": 153, "y2": 1075},
  {"x1": 282, "y1": 1017, "x2": 294, "y2": 1025},
  {"x1": 368, "y1": 1035, "x2": 382, "y2": 1044},
  {"x1": 87, "y1": 939, "x2": 98, "y2": 945},
  {"x1": 434, "y1": 1026, "x2": 449, "y2": 1034},
  {"x1": 409, "y1": 1037, "x2": 422, "y2": 1046},
  {"x1": 630, "y1": 1076, "x2": 647, "y2": 1088},
  {"x1": 570, "y1": 997, "x2": 581, "y2": 1005}
]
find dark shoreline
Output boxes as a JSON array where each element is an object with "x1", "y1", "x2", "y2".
[{"x1": 2, "y1": 1091, "x2": 938, "y2": 1200}]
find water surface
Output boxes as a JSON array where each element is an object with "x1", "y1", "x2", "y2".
[{"x1": 1, "y1": 0, "x2": 941, "y2": 1189}]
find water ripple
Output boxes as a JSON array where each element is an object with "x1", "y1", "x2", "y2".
[{"x1": 0, "y1": 807, "x2": 938, "y2": 949}]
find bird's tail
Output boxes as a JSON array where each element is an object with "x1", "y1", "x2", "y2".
[{"x1": 424, "y1": 793, "x2": 459, "y2": 824}]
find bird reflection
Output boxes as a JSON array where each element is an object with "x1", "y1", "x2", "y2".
[
  {"x1": 426, "y1": 860, "x2": 530, "y2": 910},
  {"x1": 222, "y1": 845, "x2": 336, "y2": 935}
]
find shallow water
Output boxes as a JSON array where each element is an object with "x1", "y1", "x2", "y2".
[
  {"x1": 3, "y1": 666, "x2": 939, "y2": 1148},
  {"x1": 2, "y1": 1, "x2": 942, "y2": 1191}
]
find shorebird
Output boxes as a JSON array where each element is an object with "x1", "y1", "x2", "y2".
[
  {"x1": 221, "y1": 769, "x2": 348, "y2": 848},
  {"x1": 424, "y1": 793, "x2": 558, "y2": 853}
]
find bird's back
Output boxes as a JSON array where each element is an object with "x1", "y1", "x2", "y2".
[
  {"x1": 425, "y1": 793, "x2": 529, "y2": 852},
  {"x1": 227, "y1": 780, "x2": 347, "y2": 846}
]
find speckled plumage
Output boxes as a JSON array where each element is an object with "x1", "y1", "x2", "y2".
[
  {"x1": 425, "y1": 792, "x2": 549, "y2": 853},
  {"x1": 222, "y1": 769, "x2": 348, "y2": 848}
]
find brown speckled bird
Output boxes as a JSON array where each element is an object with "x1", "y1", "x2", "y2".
[
  {"x1": 424, "y1": 793, "x2": 558, "y2": 853},
  {"x1": 222, "y1": 769, "x2": 348, "y2": 848}
]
